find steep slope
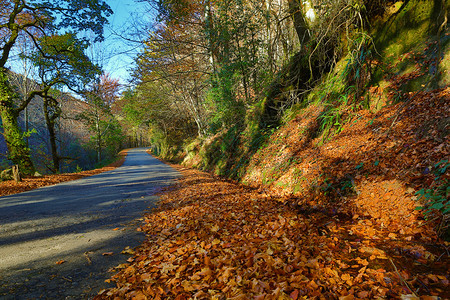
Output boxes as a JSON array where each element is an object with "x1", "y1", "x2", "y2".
[
  {"x1": 182, "y1": 0, "x2": 449, "y2": 238},
  {"x1": 94, "y1": 1, "x2": 449, "y2": 299}
]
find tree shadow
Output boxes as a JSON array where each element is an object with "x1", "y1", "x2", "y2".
[{"x1": 0, "y1": 150, "x2": 180, "y2": 299}]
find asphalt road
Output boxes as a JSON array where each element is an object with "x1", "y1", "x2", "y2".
[{"x1": 0, "y1": 148, "x2": 179, "y2": 299}]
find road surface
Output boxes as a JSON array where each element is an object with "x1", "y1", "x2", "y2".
[{"x1": 0, "y1": 148, "x2": 179, "y2": 299}]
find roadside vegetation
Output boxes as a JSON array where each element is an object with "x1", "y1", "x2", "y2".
[
  {"x1": 0, "y1": 149, "x2": 128, "y2": 197},
  {"x1": 124, "y1": 0, "x2": 449, "y2": 241},
  {"x1": 0, "y1": 0, "x2": 448, "y2": 299},
  {"x1": 96, "y1": 0, "x2": 449, "y2": 299},
  {"x1": 0, "y1": 1, "x2": 143, "y2": 177}
]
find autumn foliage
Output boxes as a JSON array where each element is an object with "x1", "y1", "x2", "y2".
[
  {"x1": 95, "y1": 162, "x2": 448, "y2": 299},
  {"x1": 95, "y1": 78, "x2": 449, "y2": 299}
]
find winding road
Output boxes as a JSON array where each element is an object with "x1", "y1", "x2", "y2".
[{"x1": 0, "y1": 148, "x2": 179, "y2": 299}]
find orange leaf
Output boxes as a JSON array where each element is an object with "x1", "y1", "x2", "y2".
[
  {"x1": 357, "y1": 291, "x2": 369, "y2": 298},
  {"x1": 290, "y1": 289, "x2": 299, "y2": 300}
]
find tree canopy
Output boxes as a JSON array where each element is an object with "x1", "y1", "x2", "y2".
[{"x1": 0, "y1": 0, "x2": 112, "y2": 174}]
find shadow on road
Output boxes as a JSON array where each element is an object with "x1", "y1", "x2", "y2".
[{"x1": 0, "y1": 148, "x2": 179, "y2": 299}]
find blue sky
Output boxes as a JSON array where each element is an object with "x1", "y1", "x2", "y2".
[
  {"x1": 6, "y1": 0, "x2": 153, "y2": 88},
  {"x1": 102, "y1": 0, "x2": 155, "y2": 86}
]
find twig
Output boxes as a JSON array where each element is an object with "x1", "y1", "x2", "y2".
[
  {"x1": 84, "y1": 251, "x2": 92, "y2": 265},
  {"x1": 390, "y1": 258, "x2": 418, "y2": 297},
  {"x1": 436, "y1": 244, "x2": 450, "y2": 262},
  {"x1": 415, "y1": 276, "x2": 430, "y2": 294}
]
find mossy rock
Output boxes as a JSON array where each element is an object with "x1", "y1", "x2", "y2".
[{"x1": 373, "y1": 0, "x2": 448, "y2": 84}]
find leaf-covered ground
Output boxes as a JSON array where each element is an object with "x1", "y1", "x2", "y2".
[
  {"x1": 94, "y1": 87, "x2": 449, "y2": 299},
  {"x1": 94, "y1": 165, "x2": 448, "y2": 299},
  {"x1": 0, "y1": 150, "x2": 127, "y2": 197}
]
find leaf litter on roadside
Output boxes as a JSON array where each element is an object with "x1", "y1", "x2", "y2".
[
  {"x1": 95, "y1": 170, "x2": 449, "y2": 299},
  {"x1": 94, "y1": 87, "x2": 449, "y2": 299}
]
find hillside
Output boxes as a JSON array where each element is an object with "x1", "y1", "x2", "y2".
[
  {"x1": 94, "y1": 1, "x2": 449, "y2": 299},
  {"x1": 179, "y1": 0, "x2": 449, "y2": 238},
  {"x1": 1, "y1": 71, "x2": 99, "y2": 174}
]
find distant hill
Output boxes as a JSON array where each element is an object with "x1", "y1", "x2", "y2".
[{"x1": 1, "y1": 70, "x2": 98, "y2": 174}]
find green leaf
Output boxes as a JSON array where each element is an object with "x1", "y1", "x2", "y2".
[
  {"x1": 355, "y1": 162, "x2": 364, "y2": 170},
  {"x1": 415, "y1": 189, "x2": 425, "y2": 196},
  {"x1": 434, "y1": 159, "x2": 448, "y2": 168},
  {"x1": 430, "y1": 202, "x2": 444, "y2": 210},
  {"x1": 374, "y1": 160, "x2": 379, "y2": 166}
]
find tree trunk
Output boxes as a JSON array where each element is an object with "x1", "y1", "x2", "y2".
[
  {"x1": 96, "y1": 114, "x2": 102, "y2": 163},
  {"x1": 0, "y1": 68, "x2": 35, "y2": 175},
  {"x1": 43, "y1": 96, "x2": 60, "y2": 173},
  {"x1": 12, "y1": 165, "x2": 21, "y2": 182},
  {"x1": 288, "y1": 0, "x2": 311, "y2": 45},
  {"x1": 12, "y1": 165, "x2": 22, "y2": 182}
]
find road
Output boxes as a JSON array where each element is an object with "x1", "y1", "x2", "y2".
[{"x1": 0, "y1": 148, "x2": 179, "y2": 299}]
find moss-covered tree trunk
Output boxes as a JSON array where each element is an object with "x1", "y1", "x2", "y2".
[
  {"x1": 0, "y1": 68, "x2": 35, "y2": 175},
  {"x1": 288, "y1": 0, "x2": 311, "y2": 45}
]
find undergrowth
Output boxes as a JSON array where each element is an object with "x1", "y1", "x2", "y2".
[{"x1": 415, "y1": 160, "x2": 450, "y2": 239}]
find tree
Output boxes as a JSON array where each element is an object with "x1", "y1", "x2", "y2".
[
  {"x1": 27, "y1": 33, "x2": 100, "y2": 173},
  {"x1": 135, "y1": 0, "x2": 211, "y2": 137},
  {"x1": 132, "y1": 0, "x2": 362, "y2": 155},
  {"x1": 78, "y1": 73, "x2": 122, "y2": 163},
  {"x1": 114, "y1": 87, "x2": 147, "y2": 148},
  {"x1": 0, "y1": 0, "x2": 112, "y2": 174},
  {"x1": 136, "y1": 0, "x2": 303, "y2": 134},
  {"x1": 7, "y1": 32, "x2": 37, "y2": 148}
]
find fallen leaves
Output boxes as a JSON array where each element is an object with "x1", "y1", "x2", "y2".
[
  {"x1": 121, "y1": 246, "x2": 136, "y2": 255},
  {"x1": 94, "y1": 167, "x2": 449, "y2": 299},
  {"x1": 93, "y1": 87, "x2": 449, "y2": 298}
]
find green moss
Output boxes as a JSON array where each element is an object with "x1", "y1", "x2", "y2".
[
  {"x1": 0, "y1": 69, "x2": 35, "y2": 174},
  {"x1": 437, "y1": 35, "x2": 450, "y2": 87},
  {"x1": 368, "y1": 0, "x2": 449, "y2": 94},
  {"x1": 375, "y1": 0, "x2": 443, "y2": 58}
]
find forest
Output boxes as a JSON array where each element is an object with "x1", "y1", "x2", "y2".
[
  {"x1": 1, "y1": 1, "x2": 447, "y2": 177},
  {"x1": 0, "y1": 0, "x2": 449, "y2": 298},
  {"x1": 0, "y1": 0, "x2": 141, "y2": 176}
]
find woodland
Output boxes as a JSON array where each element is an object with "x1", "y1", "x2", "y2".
[{"x1": 0, "y1": 0, "x2": 449, "y2": 299}]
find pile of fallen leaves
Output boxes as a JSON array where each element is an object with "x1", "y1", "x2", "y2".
[
  {"x1": 244, "y1": 87, "x2": 449, "y2": 227},
  {"x1": 0, "y1": 150, "x2": 128, "y2": 197},
  {"x1": 95, "y1": 165, "x2": 449, "y2": 299}
]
